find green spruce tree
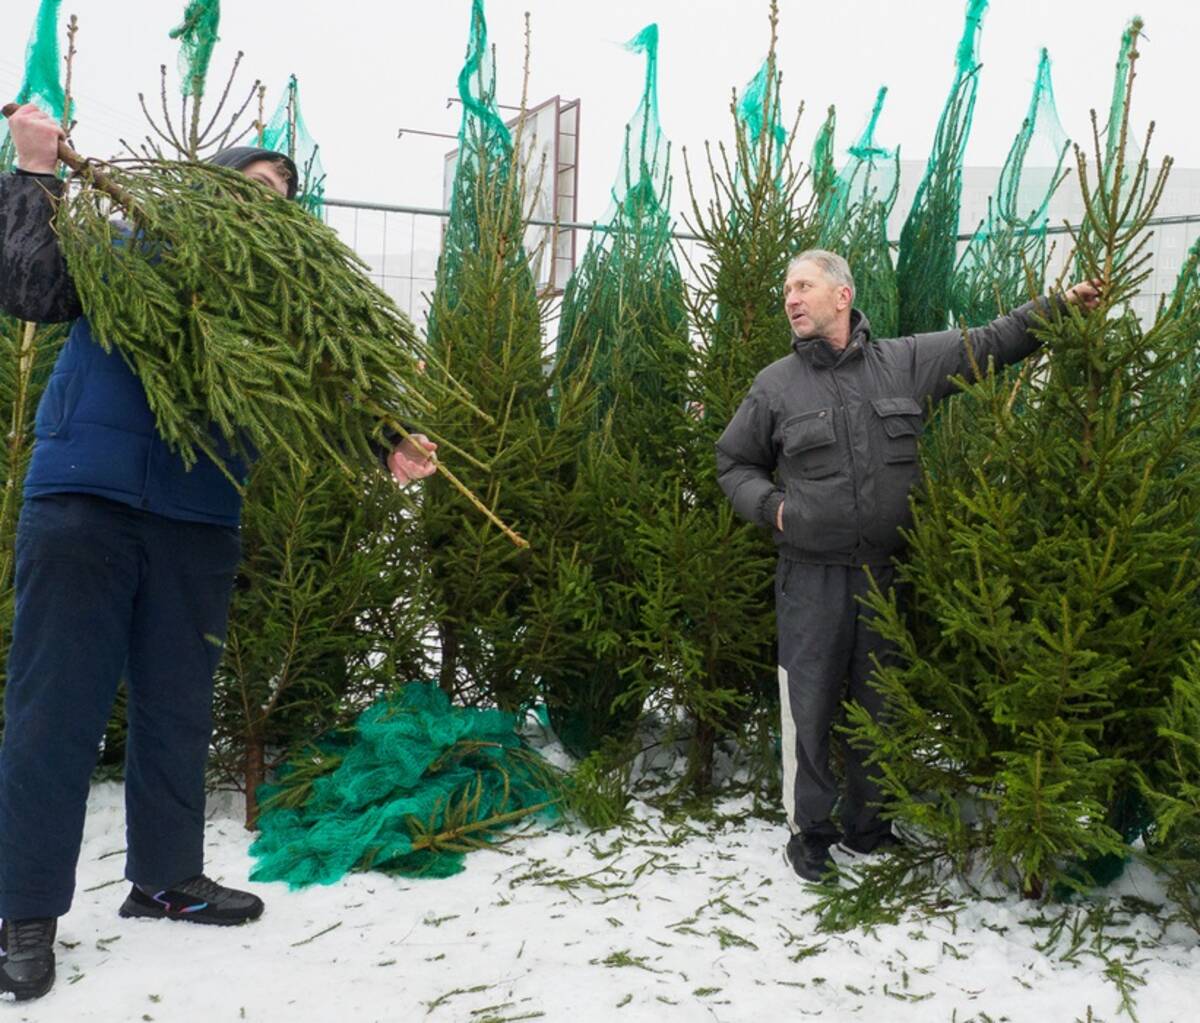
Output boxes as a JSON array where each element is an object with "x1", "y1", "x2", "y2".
[
  {"x1": 1145, "y1": 645, "x2": 1200, "y2": 935},
  {"x1": 212, "y1": 458, "x2": 429, "y2": 826},
  {"x1": 421, "y1": 1, "x2": 574, "y2": 711},
  {"x1": 542, "y1": 22, "x2": 691, "y2": 757},
  {"x1": 628, "y1": 1, "x2": 819, "y2": 794},
  {"x1": 835, "y1": 24, "x2": 1200, "y2": 906}
]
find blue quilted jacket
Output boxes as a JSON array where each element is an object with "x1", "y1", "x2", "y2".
[{"x1": 1, "y1": 170, "x2": 247, "y2": 526}]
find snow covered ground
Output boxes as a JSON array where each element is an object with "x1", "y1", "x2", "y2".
[{"x1": 4, "y1": 781, "x2": 1197, "y2": 1023}]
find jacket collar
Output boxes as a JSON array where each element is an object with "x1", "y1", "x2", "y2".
[{"x1": 791, "y1": 308, "x2": 874, "y2": 368}]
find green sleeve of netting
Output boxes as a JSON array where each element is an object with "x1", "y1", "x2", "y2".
[
  {"x1": 14, "y1": 0, "x2": 66, "y2": 117},
  {"x1": 955, "y1": 0, "x2": 988, "y2": 74},
  {"x1": 169, "y1": 0, "x2": 221, "y2": 100},
  {"x1": 456, "y1": 0, "x2": 511, "y2": 151}
]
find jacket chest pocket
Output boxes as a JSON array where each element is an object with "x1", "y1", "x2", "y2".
[
  {"x1": 870, "y1": 397, "x2": 923, "y2": 463},
  {"x1": 781, "y1": 408, "x2": 838, "y2": 478}
]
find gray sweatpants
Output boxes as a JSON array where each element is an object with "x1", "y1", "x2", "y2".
[{"x1": 775, "y1": 558, "x2": 898, "y2": 843}]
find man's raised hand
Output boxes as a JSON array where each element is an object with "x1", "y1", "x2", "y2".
[
  {"x1": 5, "y1": 103, "x2": 63, "y2": 175},
  {"x1": 1065, "y1": 279, "x2": 1103, "y2": 310}
]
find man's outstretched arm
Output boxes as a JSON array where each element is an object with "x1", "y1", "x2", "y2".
[{"x1": 909, "y1": 281, "x2": 1103, "y2": 405}]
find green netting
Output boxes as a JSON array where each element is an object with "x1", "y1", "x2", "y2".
[
  {"x1": 810, "y1": 106, "x2": 838, "y2": 212},
  {"x1": 249, "y1": 682, "x2": 560, "y2": 885},
  {"x1": 436, "y1": 0, "x2": 518, "y2": 312},
  {"x1": 556, "y1": 22, "x2": 686, "y2": 429},
  {"x1": 1170, "y1": 238, "x2": 1200, "y2": 312},
  {"x1": 168, "y1": 0, "x2": 220, "y2": 100},
  {"x1": 0, "y1": 0, "x2": 67, "y2": 171},
  {"x1": 614, "y1": 25, "x2": 667, "y2": 198},
  {"x1": 1103, "y1": 18, "x2": 1142, "y2": 194},
  {"x1": 262, "y1": 75, "x2": 327, "y2": 217},
  {"x1": 454, "y1": 0, "x2": 511, "y2": 155},
  {"x1": 950, "y1": 48, "x2": 1069, "y2": 325},
  {"x1": 816, "y1": 87, "x2": 901, "y2": 338},
  {"x1": 737, "y1": 57, "x2": 787, "y2": 179},
  {"x1": 896, "y1": 0, "x2": 987, "y2": 335}
]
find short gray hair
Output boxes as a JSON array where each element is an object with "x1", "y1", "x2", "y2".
[{"x1": 787, "y1": 249, "x2": 855, "y2": 300}]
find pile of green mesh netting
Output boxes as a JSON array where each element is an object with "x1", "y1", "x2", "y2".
[{"x1": 250, "y1": 682, "x2": 561, "y2": 885}]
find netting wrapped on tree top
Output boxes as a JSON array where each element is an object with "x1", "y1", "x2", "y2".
[
  {"x1": 950, "y1": 48, "x2": 1069, "y2": 326},
  {"x1": 261, "y1": 75, "x2": 327, "y2": 217},
  {"x1": 0, "y1": 0, "x2": 68, "y2": 169},
  {"x1": 556, "y1": 22, "x2": 688, "y2": 441},
  {"x1": 737, "y1": 57, "x2": 788, "y2": 182},
  {"x1": 896, "y1": 0, "x2": 987, "y2": 335},
  {"x1": 249, "y1": 682, "x2": 560, "y2": 885},
  {"x1": 168, "y1": 0, "x2": 220, "y2": 100},
  {"x1": 816, "y1": 86, "x2": 900, "y2": 338},
  {"x1": 809, "y1": 105, "x2": 838, "y2": 213},
  {"x1": 684, "y1": 34, "x2": 814, "y2": 429}
]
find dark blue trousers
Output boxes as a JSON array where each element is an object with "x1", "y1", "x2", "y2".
[{"x1": 0, "y1": 494, "x2": 240, "y2": 920}]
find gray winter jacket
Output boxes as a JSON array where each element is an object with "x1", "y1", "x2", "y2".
[{"x1": 715, "y1": 299, "x2": 1056, "y2": 566}]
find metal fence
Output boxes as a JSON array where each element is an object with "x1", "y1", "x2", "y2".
[{"x1": 323, "y1": 196, "x2": 1200, "y2": 332}]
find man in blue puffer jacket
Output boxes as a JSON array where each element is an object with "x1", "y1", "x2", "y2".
[{"x1": 0, "y1": 104, "x2": 438, "y2": 1001}]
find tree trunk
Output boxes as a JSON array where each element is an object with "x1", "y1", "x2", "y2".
[
  {"x1": 439, "y1": 620, "x2": 459, "y2": 697},
  {"x1": 688, "y1": 718, "x2": 717, "y2": 796},
  {"x1": 244, "y1": 733, "x2": 266, "y2": 830}
]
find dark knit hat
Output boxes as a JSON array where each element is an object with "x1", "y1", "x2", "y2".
[{"x1": 206, "y1": 146, "x2": 299, "y2": 200}]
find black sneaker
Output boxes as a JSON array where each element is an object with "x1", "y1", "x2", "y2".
[
  {"x1": 118, "y1": 875, "x2": 264, "y2": 926},
  {"x1": 0, "y1": 917, "x2": 57, "y2": 1002},
  {"x1": 840, "y1": 829, "x2": 904, "y2": 856},
  {"x1": 784, "y1": 832, "x2": 838, "y2": 882}
]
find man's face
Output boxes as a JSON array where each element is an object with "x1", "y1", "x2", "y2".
[
  {"x1": 241, "y1": 158, "x2": 291, "y2": 199},
  {"x1": 783, "y1": 260, "x2": 851, "y2": 339}
]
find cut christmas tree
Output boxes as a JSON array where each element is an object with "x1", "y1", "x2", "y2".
[{"x1": 823, "y1": 19, "x2": 1200, "y2": 922}]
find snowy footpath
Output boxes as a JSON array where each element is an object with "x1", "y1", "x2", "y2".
[{"x1": 3, "y1": 781, "x2": 1197, "y2": 1023}]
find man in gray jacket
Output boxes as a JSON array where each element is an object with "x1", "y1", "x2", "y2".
[{"x1": 715, "y1": 249, "x2": 1099, "y2": 881}]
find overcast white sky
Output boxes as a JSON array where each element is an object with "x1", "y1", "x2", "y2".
[{"x1": 2, "y1": 1, "x2": 1197, "y2": 221}]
